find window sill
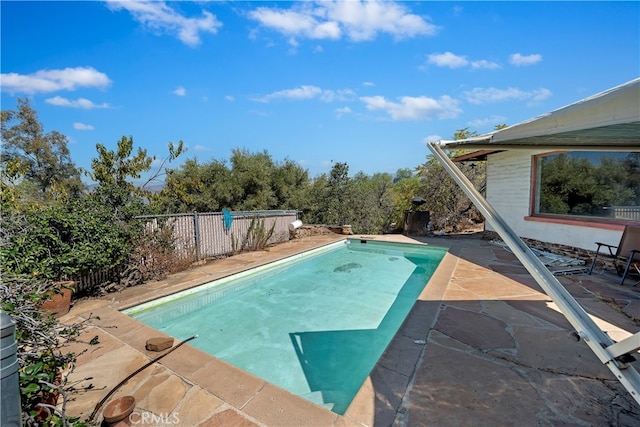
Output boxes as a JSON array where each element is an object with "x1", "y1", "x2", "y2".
[{"x1": 524, "y1": 215, "x2": 628, "y2": 231}]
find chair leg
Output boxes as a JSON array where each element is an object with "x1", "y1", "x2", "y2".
[
  {"x1": 589, "y1": 252, "x2": 599, "y2": 275},
  {"x1": 620, "y1": 257, "x2": 634, "y2": 286}
]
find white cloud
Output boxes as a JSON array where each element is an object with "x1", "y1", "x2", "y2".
[
  {"x1": 0, "y1": 66, "x2": 111, "y2": 94},
  {"x1": 335, "y1": 106, "x2": 352, "y2": 118},
  {"x1": 362, "y1": 81, "x2": 375, "y2": 87},
  {"x1": 45, "y1": 96, "x2": 110, "y2": 109},
  {"x1": 173, "y1": 86, "x2": 186, "y2": 96},
  {"x1": 253, "y1": 85, "x2": 355, "y2": 103},
  {"x1": 319, "y1": 88, "x2": 356, "y2": 102},
  {"x1": 225, "y1": 95, "x2": 235, "y2": 102},
  {"x1": 105, "y1": 0, "x2": 222, "y2": 47},
  {"x1": 322, "y1": 0, "x2": 438, "y2": 41},
  {"x1": 248, "y1": 1, "x2": 437, "y2": 44},
  {"x1": 255, "y1": 85, "x2": 322, "y2": 102},
  {"x1": 193, "y1": 144, "x2": 211, "y2": 152},
  {"x1": 467, "y1": 115, "x2": 508, "y2": 128},
  {"x1": 424, "y1": 53, "x2": 502, "y2": 71},
  {"x1": 249, "y1": 7, "x2": 341, "y2": 40},
  {"x1": 427, "y1": 52, "x2": 468, "y2": 68},
  {"x1": 509, "y1": 53, "x2": 542, "y2": 66},
  {"x1": 471, "y1": 60, "x2": 501, "y2": 70},
  {"x1": 463, "y1": 87, "x2": 552, "y2": 104},
  {"x1": 360, "y1": 95, "x2": 462, "y2": 121},
  {"x1": 423, "y1": 134, "x2": 442, "y2": 144},
  {"x1": 73, "y1": 122, "x2": 94, "y2": 130},
  {"x1": 530, "y1": 88, "x2": 552, "y2": 102}
]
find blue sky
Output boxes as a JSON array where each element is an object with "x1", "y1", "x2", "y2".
[{"x1": 1, "y1": 1, "x2": 639, "y2": 181}]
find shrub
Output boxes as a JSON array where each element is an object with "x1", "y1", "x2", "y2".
[
  {"x1": 0, "y1": 273, "x2": 97, "y2": 426},
  {"x1": 232, "y1": 215, "x2": 276, "y2": 253},
  {"x1": 0, "y1": 190, "x2": 146, "y2": 286}
]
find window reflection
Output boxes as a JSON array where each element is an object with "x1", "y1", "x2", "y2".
[{"x1": 534, "y1": 151, "x2": 640, "y2": 221}]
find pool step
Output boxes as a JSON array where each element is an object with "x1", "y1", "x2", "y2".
[{"x1": 299, "y1": 391, "x2": 335, "y2": 411}]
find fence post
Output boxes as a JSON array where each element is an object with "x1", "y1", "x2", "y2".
[{"x1": 193, "y1": 212, "x2": 201, "y2": 261}]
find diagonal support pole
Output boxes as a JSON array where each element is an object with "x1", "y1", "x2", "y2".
[{"x1": 427, "y1": 142, "x2": 640, "y2": 405}]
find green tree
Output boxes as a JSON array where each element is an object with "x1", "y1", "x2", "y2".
[
  {"x1": 538, "y1": 153, "x2": 636, "y2": 215},
  {"x1": 452, "y1": 127, "x2": 479, "y2": 141},
  {"x1": 86, "y1": 135, "x2": 183, "y2": 194},
  {"x1": 622, "y1": 152, "x2": 640, "y2": 205},
  {"x1": 300, "y1": 174, "x2": 330, "y2": 224},
  {"x1": 155, "y1": 148, "x2": 310, "y2": 214},
  {"x1": 229, "y1": 148, "x2": 277, "y2": 210},
  {"x1": 390, "y1": 169, "x2": 422, "y2": 231},
  {"x1": 349, "y1": 172, "x2": 395, "y2": 234},
  {"x1": 272, "y1": 158, "x2": 311, "y2": 210},
  {"x1": 415, "y1": 128, "x2": 486, "y2": 231},
  {"x1": 1, "y1": 98, "x2": 83, "y2": 204},
  {"x1": 325, "y1": 162, "x2": 351, "y2": 225},
  {"x1": 393, "y1": 168, "x2": 414, "y2": 183},
  {"x1": 157, "y1": 158, "x2": 235, "y2": 213}
]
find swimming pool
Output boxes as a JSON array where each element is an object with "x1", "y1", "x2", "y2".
[{"x1": 124, "y1": 239, "x2": 446, "y2": 414}]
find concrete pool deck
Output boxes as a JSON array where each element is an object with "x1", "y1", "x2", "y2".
[{"x1": 61, "y1": 233, "x2": 640, "y2": 426}]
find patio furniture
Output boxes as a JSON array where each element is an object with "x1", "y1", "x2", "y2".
[{"x1": 588, "y1": 224, "x2": 640, "y2": 285}]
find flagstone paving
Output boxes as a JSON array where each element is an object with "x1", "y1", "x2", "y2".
[{"x1": 60, "y1": 232, "x2": 640, "y2": 426}]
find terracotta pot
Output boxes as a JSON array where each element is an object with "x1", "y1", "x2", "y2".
[
  {"x1": 34, "y1": 387, "x2": 60, "y2": 421},
  {"x1": 103, "y1": 396, "x2": 136, "y2": 425},
  {"x1": 40, "y1": 281, "x2": 74, "y2": 318}
]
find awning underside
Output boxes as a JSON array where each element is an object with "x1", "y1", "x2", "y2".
[{"x1": 440, "y1": 78, "x2": 640, "y2": 151}]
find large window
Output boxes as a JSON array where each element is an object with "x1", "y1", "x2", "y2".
[{"x1": 534, "y1": 151, "x2": 640, "y2": 221}]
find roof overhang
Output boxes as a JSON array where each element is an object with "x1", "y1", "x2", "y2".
[
  {"x1": 440, "y1": 78, "x2": 640, "y2": 153},
  {"x1": 452, "y1": 149, "x2": 502, "y2": 162}
]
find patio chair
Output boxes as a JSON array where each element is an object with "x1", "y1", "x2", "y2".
[{"x1": 588, "y1": 224, "x2": 640, "y2": 285}]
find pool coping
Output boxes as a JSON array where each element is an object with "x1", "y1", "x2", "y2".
[{"x1": 67, "y1": 234, "x2": 457, "y2": 426}]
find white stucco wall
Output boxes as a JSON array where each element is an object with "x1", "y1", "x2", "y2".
[{"x1": 484, "y1": 150, "x2": 623, "y2": 251}]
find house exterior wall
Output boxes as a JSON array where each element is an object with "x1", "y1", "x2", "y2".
[{"x1": 484, "y1": 150, "x2": 623, "y2": 251}]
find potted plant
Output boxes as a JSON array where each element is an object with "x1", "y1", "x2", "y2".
[
  {"x1": 1, "y1": 273, "x2": 96, "y2": 426},
  {"x1": 39, "y1": 281, "x2": 75, "y2": 318}
]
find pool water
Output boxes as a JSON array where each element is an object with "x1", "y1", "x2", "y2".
[{"x1": 125, "y1": 239, "x2": 446, "y2": 414}]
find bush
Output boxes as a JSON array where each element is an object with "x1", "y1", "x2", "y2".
[
  {"x1": 0, "y1": 273, "x2": 97, "y2": 426},
  {"x1": 0, "y1": 190, "x2": 146, "y2": 285},
  {"x1": 103, "y1": 217, "x2": 194, "y2": 292},
  {"x1": 232, "y1": 215, "x2": 276, "y2": 253}
]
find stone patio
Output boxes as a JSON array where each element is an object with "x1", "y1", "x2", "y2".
[{"x1": 60, "y1": 233, "x2": 640, "y2": 426}]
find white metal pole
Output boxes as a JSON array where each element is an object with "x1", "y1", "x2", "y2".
[{"x1": 427, "y1": 142, "x2": 640, "y2": 405}]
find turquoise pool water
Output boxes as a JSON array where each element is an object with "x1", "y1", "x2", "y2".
[{"x1": 124, "y1": 239, "x2": 446, "y2": 414}]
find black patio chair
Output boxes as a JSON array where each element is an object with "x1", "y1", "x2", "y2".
[{"x1": 588, "y1": 224, "x2": 640, "y2": 285}]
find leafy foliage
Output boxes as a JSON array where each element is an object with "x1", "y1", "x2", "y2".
[
  {"x1": 0, "y1": 192, "x2": 143, "y2": 282},
  {"x1": 154, "y1": 149, "x2": 310, "y2": 213},
  {"x1": 389, "y1": 170, "x2": 423, "y2": 231},
  {"x1": 416, "y1": 148, "x2": 485, "y2": 231},
  {"x1": 1, "y1": 98, "x2": 84, "y2": 205},
  {"x1": 232, "y1": 215, "x2": 277, "y2": 253},
  {"x1": 0, "y1": 274, "x2": 96, "y2": 426},
  {"x1": 86, "y1": 135, "x2": 184, "y2": 196},
  {"x1": 538, "y1": 152, "x2": 638, "y2": 216}
]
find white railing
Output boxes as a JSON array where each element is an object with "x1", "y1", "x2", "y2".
[
  {"x1": 73, "y1": 210, "x2": 299, "y2": 293},
  {"x1": 139, "y1": 210, "x2": 299, "y2": 261},
  {"x1": 604, "y1": 206, "x2": 640, "y2": 221}
]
